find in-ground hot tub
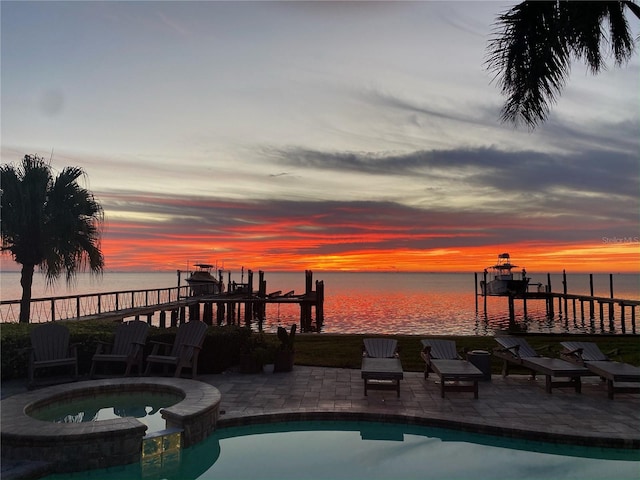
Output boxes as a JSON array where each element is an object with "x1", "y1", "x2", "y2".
[{"x1": 0, "y1": 378, "x2": 221, "y2": 473}]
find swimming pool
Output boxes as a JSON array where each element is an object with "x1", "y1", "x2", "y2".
[{"x1": 43, "y1": 420, "x2": 640, "y2": 480}]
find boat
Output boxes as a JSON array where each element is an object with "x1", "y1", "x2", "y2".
[
  {"x1": 479, "y1": 253, "x2": 529, "y2": 296},
  {"x1": 186, "y1": 264, "x2": 224, "y2": 296}
]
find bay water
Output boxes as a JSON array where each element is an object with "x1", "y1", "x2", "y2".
[{"x1": 1, "y1": 270, "x2": 638, "y2": 335}]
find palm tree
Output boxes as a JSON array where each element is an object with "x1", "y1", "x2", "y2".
[
  {"x1": 1, "y1": 154, "x2": 104, "y2": 323},
  {"x1": 486, "y1": 1, "x2": 640, "y2": 128}
]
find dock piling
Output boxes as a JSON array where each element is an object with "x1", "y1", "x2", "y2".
[
  {"x1": 610, "y1": 274, "x2": 614, "y2": 298},
  {"x1": 562, "y1": 270, "x2": 568, "y2": 318},
  {"x1": 474, "y1": 272, "x2": 478, "y2": 311}
]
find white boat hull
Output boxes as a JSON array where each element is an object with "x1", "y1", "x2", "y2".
[
  {"x1": 187, "y1": 272, "x2": 223, "y2": 295},
  {"x1": 480, "y1": 279, "x2": 528, "y2": 296},
  {"x1": 187, "y1": 280, "x2": 222, "y2": 296}
]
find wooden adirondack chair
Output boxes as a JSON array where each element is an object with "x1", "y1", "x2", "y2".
[
  {"x1": 144, "y1": 321, "x2": 208, "y2": 378},
  {"x1": 89, "y1": 320, "x2": 149, "y2": 378},
  {"x1": 28, "y1": 322, "x2": 78, "y2": 388}
]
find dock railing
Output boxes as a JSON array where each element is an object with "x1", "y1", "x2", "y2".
[{"x1": 0, "y1": 286, "x2": 191, "y2": 323}]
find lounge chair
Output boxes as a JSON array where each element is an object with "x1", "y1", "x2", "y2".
[
  {"x1": 494, "y1": 337, "x2": 589, "y2": 393},
  {"x1": 144, "y1": 321, "x2": 208, "y2": 378},
  {"x1": 361, "y1": 338, "x2": 403, "y2": 397},
  {"x1": 560, "y1": 341, "x2": 640, "y2": 399},
  {"x1": 420, "y1": 339, "x2": 462, "y2": 378},
  {"x1": 27, "y1": 322, "x2": 78, "y2": 388},
  {"x1": 89, "y1": 319, "x2": 149, "y2": 378},
  {"x1": 420, "y1": 339, "x2": 484, "y2": 399}
]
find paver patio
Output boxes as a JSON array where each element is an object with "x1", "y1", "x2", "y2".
[{"x1": 2, "y1": 366, "x2": 639, "y2": 479}]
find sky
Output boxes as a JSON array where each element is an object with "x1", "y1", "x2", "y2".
[{"x1": 1, "y1": 1, "x2": 639, "y2": 274}]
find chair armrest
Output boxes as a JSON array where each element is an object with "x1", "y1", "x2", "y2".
[
  {"x1": 493, "y1": 344, "x2": 521, "y2": 358},
  {"x1": 605, "y1": 348, "x2": 622, "y2": 361},
  {"x1": 93, "y1": 340, "x2": 113, "y2": 354},
  {"x1": 536, "y1": 344, "x2": 555, "y2": 354},
  {"x1": 564, "y1": 347, "x2": 583, "y2": 357},
  {"x1": 560, "y1": 347, "x2": 584, "y2": 364},
  {"x1": 148, "y1": 340, "x2": 172, "y2": 355},
  {"x1": 177, "y1": 342, "x2": 203, "y2": 358},
  {"x1": 421, "y1": 345, "x2": 432, "y2": 361}
]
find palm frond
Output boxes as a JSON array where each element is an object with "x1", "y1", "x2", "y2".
[
  {"x1": 43, "y1": 165, "x2": 104, "y2": 284},
  {"x1": 487, "y1": 0, "x2": 638, "y2": 129},
  {"x1": 487, "y1": 2, "x2": 570, "y2": 128}
]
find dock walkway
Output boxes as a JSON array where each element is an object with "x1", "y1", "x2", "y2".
[
  {"x1": 0, "y1": 270, "x2": 325, "y2": 332},
  {"x1": 509, "y1": 291, "x2": 639, "y2": 333}
]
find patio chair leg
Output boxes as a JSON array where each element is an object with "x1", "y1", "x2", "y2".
[
  {"x1": 607, "y1": 380, "x2": 614, "y2": 400},
  {"x1": 574, "y1": 377, "x2": 582, "y2": 394}
]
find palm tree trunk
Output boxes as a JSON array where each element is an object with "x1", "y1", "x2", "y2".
[{"x1": 19, "y1": 264, "x2": 35, "y2": 323}]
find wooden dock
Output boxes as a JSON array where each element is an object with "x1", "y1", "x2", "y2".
[
  {"x1": 475, "y1": 271, "x2": 639, "y2": 334},
  {"x1": 507, "y1": 291, "x2": 639, "y2": 334},
  {"x1": 187, "y1": 270, "x2": 324, "y2": 332},
  {"x1": 0, "y1": 270, "x2": 324, "y2": 333}
]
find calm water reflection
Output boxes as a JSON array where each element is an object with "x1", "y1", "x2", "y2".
[{"x1": 2, "y1": 271, "x2": 638, "y2": 335}]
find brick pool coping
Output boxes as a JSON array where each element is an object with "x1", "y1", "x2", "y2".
[{"x1": 0, "y1": 378, "x2": 221, "y2": 473}]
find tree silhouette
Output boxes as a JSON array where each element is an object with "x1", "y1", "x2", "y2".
[{"x1": 1, "y1": 155, "x2": 104, "y2": 323}]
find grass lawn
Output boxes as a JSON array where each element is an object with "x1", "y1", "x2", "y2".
[
  {"x1": 293, "y1": 333, "x2": 640, "y2": 374},
  {"x1": 1, "y1": 319, "x2": 638, "y2": 379}
]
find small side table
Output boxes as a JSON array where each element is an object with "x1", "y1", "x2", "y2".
[{"x1": 467, "y1": 350, "x2": 492, "y2": 381}]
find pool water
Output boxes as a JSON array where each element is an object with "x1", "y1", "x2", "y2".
[
  {"x1": 29, "y1": 391, "x2": 181, "y2": 433},
  {"x1": 43, "y1": 420, "x2": 640, "y2": 480}
]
